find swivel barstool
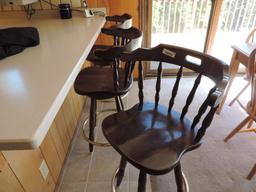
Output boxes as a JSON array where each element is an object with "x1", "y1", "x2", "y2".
[
  {"x1": 74, "y1": 27, "x2": 142, "y2": 152},
  {"x1": 87, "y1": 13, "x2": 132, "y2": 66}
]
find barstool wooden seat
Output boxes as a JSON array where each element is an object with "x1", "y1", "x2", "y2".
[{"x1": 74, "y1": 27, "x2": 142, "y2": 152}]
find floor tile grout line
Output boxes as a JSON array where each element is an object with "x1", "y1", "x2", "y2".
[
  {"x1": 83, "y1": 149, "x2": 94, "y2": 192},
  {"x1": 84, "y1": 100, "x2": 104, "y2": 192},
  {"x1": 55, "y1": 99, "x2": 90, "y2": 192}
]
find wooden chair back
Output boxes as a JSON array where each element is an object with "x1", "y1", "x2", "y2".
[
  {"x1": 101, "y1": 14, "x2": 132, "y2": 47},
  {"x1": 121, "y1": 44, "x2": 229, "y2": 142},
  {"x1": 94, "y1": 27, "x2": 143, "y2": 95},
  {"x1": 95, "y1": 27, "x2": 142, "y2": 61},
  {"x1": 246, "y1": 28, "x2": 256, "y2": 43}
]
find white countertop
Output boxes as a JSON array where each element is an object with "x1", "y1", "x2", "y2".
[{"x1": 0, "y1": 11, "x2": 105, "y2": 150}]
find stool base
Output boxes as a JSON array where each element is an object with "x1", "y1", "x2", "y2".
[{"x1": 110, "y1": 167, "x2": 189, "y2": 192}]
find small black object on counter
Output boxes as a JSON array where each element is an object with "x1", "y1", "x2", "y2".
[{"x1": 59, "y1": 3, "x2": 72, "y2": 19}]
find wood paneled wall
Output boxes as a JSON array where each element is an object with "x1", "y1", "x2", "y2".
[
  {"x1": 0, "y1": 0, "x2": 140, "y2": 27},
  {"x1": 0, "y1": 78, "x2": 85, "y2": 192}
]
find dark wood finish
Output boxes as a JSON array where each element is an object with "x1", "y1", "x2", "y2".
[
  {"x1": 247, "y1": 164, "x2": 256, "y2": 180},
  {"x1": 86, "y1": 45, "x2": 113, "y2": 66},
  {"x1": 191, "y1": 87, "x2": 216, "y2": 129},
  {"x1": 194, "y1": 106, "x2": 218, "y2": 143},
  {"x1": 87, "y1": 13, "x2": 132, "y2": 65},
  {"x1": 74, "y1": 27, "x2": 142, "y2": 152},
  {"x1": 116, "y1": 156, "x2": 127, "y2": 186},
  {"x1": 138, "y1": 60, "x2": 144, "y2": 108},
  {"x1": 89, "y1": 98, "x2": 96, "y2": 152},
  {"x1": 114, "y1": 96, "x2": 122, "y2": 113},
  {"x1": 102, "y1": 44, "x2": 229, "y2": 190},
  {"x1": 168, "y1": 66, "x2": 183, "y2": 113},
  {"x1": 181, "y1": 74, "x2": 202, "y2": 119},
  {"x1": 138, "y1": 171, "x2": 147, "y2": 192},
  {"x1": 155, "y1": 61, "x2": 162, "y2": 109},
  {"x1": 105, "y1": 13, "x2": 132, "y2": 24},
  {"x1": 103, "y1": 102, "x2": 199, "y2": 175},
  {"x1": 174, "y1": 163, "x2": 184, "y2": 192},
  {"x1": 75, "y1": 67, "x2": 131, "y2": 100}
]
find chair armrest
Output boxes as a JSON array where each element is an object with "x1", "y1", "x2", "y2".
[
  {"x1": 101, "y1": 27, "x2": 142, "y2": 39},
  {"x1": 105, "y1": 13, "x2": 132, "y2": 23},
  {"x1": 94, "y1": 46, "x2": 124, "y2": 62},
  {"x1": 209, "y1": 76, "x2": 230, "y2": 108}
]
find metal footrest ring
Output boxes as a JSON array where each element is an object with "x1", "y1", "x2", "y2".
[
  {"x1": 82, "y1": 108, "x2": 117, "y2": 147},
  {"x1": 111, "y1": 167, "x2": 119, "y2": 192},
  {"x1": 182, "y1": 171, "x2": 189, "y2": 192},
  {"x1": 111, "y1": 167, "x2": 189, "y2": 192}
]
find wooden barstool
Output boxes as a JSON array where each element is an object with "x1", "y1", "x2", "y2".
[
  {"x1": 101, "y1": 44, "x2": 229, "y2": 192},
  {"x1": 74, "y1": 27, "x2": 142, "y2": 152},
  {"x1": 87, "y1": 13, "x2": 132, "y2": 66},
  {"x1": 217, "y1": 28, "x2": 256, "y2": 114}
]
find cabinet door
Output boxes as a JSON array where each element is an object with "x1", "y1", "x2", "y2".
[
  {"x1": 0, "y1": 153, "x2": 24, "y2": 192},
  {"x1": 70, "y1": 87, "x2": 83, "y2": 120},
  {"x1": 54, "y1": 109, "x2": 71, "y2": 153},
  {"x1": 2, "y1": 149, "x2": 55, "y2": 192},
  {"x1": 40, "y1": 130, "x2": 62, "y2": 183},
  {"x1": 62, "y1": 99, "x2": 76, "y2": 138},
  {"x1": 49, "y1": 122, "x2": 66, "y2": 164}
]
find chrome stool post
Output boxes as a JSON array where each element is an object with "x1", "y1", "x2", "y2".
[
  {"x1": 110, "y1": 167, "x2": 189, "y2": 192},
  {"x1": 82, "y1": 94, "x2": 128, "y2": 148}
]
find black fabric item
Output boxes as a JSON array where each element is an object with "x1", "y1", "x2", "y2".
[{"x1": 0, "y1": 27, "x2": 40, "y2": 60}]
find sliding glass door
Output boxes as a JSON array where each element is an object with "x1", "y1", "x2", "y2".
[
  {"x1": 211, "y1": 0, "x2": 256, "y2": 64},
  {"x1": 144, "y1": 0, "x2": 256, "y2": 76},
  {"x1": 148, "y1": 0, "x2": 213, "y2": 75}
]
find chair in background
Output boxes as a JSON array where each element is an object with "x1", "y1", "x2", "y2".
[
  {"x1": 217, "y1": 28, "x2": 256, "y2": 114},
  {"x1": 74, "y1": 27, "x2": 142, "y2": 152},
  {"x1": 222, "y1": 28, "x2": 256, "y2": 137},
  {"x1": 87, "y1": 13, "x2": 132, "y2": 66},
  {"x1": 223, "y1": 45, "x2": 256, "y2": 142},
  {"x1": 223, "y1": 45, "x2": 256, "y2": 179},
  {"x1": 102, "y1": 44, "x2": 229, "y2": 192}
]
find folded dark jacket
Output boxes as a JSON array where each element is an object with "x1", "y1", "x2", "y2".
[{"x1": 0, "y1": 27, "x2": 40, "y2": 60}]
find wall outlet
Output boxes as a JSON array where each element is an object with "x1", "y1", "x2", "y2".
[{"x1": 39, "y1": 160, "x2": 49, "y2": 181}]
